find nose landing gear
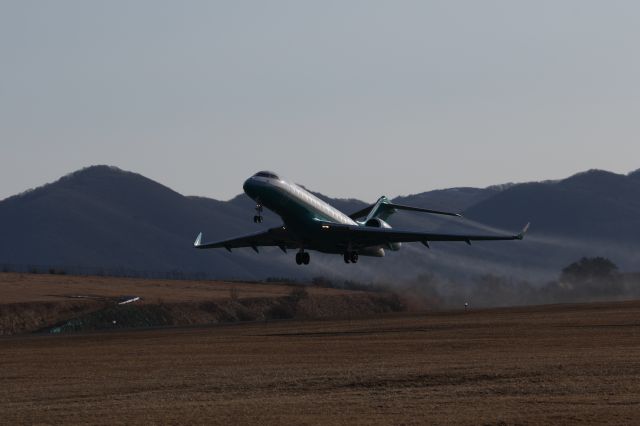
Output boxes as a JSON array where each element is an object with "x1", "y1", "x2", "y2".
[
  {"x1": 253, "y1": 204, "x2": 263, "y2": 223},
  {"x1": 295, "y1": 251, "x2": 310, "y2": 265}
]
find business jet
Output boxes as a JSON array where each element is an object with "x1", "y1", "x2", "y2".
[{"x1": 194, "y1": 171, "x2": 529, "y2": 265}]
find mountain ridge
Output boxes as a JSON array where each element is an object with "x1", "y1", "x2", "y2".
[{"x1": 1, "y1": 165, "x2": 639, "y2": 281}]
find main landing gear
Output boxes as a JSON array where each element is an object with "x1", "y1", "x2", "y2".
[
  {"x1": 253, "y1": 204, "x2": 263, "y2": 223},
  {"x1": 343, "y1": 251, "x2": 359, "y2": 264},
  {"x1": 295, "y1": 251, "x2": 310, "y2": 265}
]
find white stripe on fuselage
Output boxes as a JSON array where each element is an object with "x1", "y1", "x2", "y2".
[
  {"x1": 255, "y1": 176, "x2": 357, "y2": 225},
  {"x1": 286, "y1": 181, "x2": 357, "y2": 225}
]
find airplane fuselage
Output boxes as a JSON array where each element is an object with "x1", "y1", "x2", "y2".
[
  {"x1": 243, "y1": 173, "x2": 355, "y2": 225},
  {"x1": 243, "y1": 172, "x2": 385, "y2": 256}
]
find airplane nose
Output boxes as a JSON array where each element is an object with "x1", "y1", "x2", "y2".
[
  {"x1": 243, "y1": 178, "x2": 252, "y2": 194},
  {"x1": 243, "y1": 177, "x2": 256, "y2": 198}
]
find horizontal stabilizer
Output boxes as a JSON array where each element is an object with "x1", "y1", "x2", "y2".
[
  {"x1": 350, "y1": 196, "x2": 462, "y2": 221},
  {"x1": 386, "y1": 202, "x2": 462, "y2": 217}
]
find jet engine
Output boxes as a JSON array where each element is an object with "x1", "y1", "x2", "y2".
[{"x1": 365, "y1": 218, "x2": 402, "y2": 251}]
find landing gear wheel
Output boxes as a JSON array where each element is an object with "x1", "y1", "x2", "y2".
[
  {"x1": 296, "y1": 252, "x2": 310, "y2": 265},
  {"x1": 254, "y1": 204, "x2": 263, "y2": 223},
  {"x1": 343, "y1": 251, "x2": 358, "y2": 264}
]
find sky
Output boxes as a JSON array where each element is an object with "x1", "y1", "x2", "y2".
[{"x1": 1, "y1": 1, "x2": 639, "y2": 202}]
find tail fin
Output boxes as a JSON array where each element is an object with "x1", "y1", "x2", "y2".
[{"x1": 365, "y1": 196, "x2": 394, "y2": 222}]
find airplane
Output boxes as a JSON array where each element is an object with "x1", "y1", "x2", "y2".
[{"x1": 194, "y1": 171, "x2": 529, "y2": 265}]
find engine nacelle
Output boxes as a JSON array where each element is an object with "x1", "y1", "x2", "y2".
[{"x1": 365, "y1": 218, "x2": 402, "y2": 251}]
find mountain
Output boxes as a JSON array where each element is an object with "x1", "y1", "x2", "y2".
[
  {"x1": 449, "y1": 169, "x2": 640, "y2": 278},
  {"x1": 0, "y1": 166, "x2": 286, "y2": 279},
  {"x1": 1, "y1": 165, "x2": 639, "y2": 282},
  {"x1": 628, "y1": 168, "x2": 640, "y2": 181},
  {"x1": 465, "y1": 169, "x2": 640, "y2": 239},
  {"x1": 394, "y1": 186, "x2": 505, "y2": 213}
]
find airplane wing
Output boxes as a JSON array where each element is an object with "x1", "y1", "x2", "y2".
[
  {"x1": 321, "y1": 222, "x2": 530, "y2": 248},
  {"x1": 193, "y1": 226, "x2": 296, "y2": 253}
]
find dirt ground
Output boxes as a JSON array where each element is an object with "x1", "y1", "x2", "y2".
[{"x1": 2, "y1": 301, "x2": 640, "y2": 424}]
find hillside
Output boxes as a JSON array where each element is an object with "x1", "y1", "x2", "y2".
[
  {"x1": 455, "y1": 169, "x2": 640, "y2": 275},
  {"x1": 1, "y1": 165, "x2": 639, "y2": 282}
]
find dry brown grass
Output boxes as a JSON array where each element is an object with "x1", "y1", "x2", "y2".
[
  {"x1": 2, "y1": 301, "x2": 640, "y2": 424},
  {"x1": 0, "y1": 272, "x2": 358, "y2": 304},
  {"x1": 0, "y1": 273, "x2": 399, "y2": 335}
]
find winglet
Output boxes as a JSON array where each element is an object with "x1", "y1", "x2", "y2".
[
  {"x1": 517, "y1": 223, "x2": 530, "y2": 240},
  {"x1": 194, "y1": 232, "x2": 203, "y2": 247}
]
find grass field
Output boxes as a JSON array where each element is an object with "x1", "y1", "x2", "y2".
[
  {"x1": 2, "y1": 301, "x2": 640, "y2": 424},
  {"x1": 0, "y1": 272, "x2": 355, "y2": 304}
]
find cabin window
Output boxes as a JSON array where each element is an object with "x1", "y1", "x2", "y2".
[{"x1": 254, "y1": 171, "x2": 279, "y2": 179}]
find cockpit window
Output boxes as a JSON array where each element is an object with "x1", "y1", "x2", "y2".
[{"x1": 254, "y1": 171, "x2": 279, "y2": 179}]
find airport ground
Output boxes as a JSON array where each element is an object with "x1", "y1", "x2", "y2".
[{"x1": 2, "y1": 300, "x2": 640, "y2": 424}]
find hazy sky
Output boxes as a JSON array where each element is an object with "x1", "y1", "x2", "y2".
[{"x1": 2, "y1": 1, "x2": 639, "y2": 202}]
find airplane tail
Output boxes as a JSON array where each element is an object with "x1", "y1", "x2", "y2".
[
  {"x1": 366, "y1": 196, "x2": 394, "y2": 221},
  {"x1": 351, "y1": 196, "x2": 462, "y2": 222}
]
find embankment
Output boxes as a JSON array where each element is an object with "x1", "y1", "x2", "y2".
[{"x1": 1, "y1": 291, "x2": 404, "y2": 335}]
